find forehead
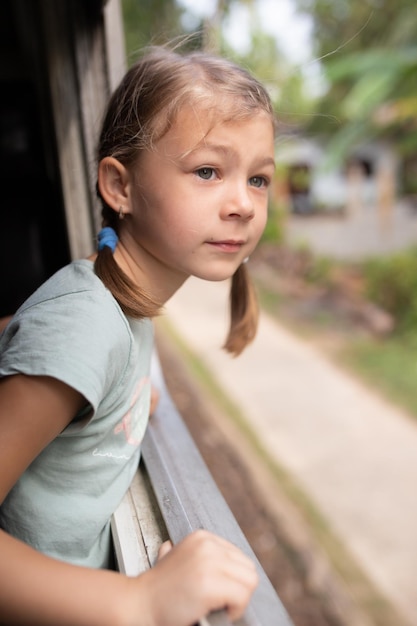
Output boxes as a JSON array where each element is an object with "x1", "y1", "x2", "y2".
[{"x1": 157, "y1": 104, "x2": 275, "y2": 157}]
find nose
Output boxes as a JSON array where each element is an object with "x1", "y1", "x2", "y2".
[{"x1": 222, "y1": 182, "x2": 255, "y2": 221}]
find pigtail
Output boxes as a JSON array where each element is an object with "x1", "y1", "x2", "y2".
[
  {"x1": 94, "y1": 204, "x2": 163, "y2": 319},
  {"x1": 94, "y1": 247, "x2": 161, "y2": 319},
  {"x1": 223, "y1": 263, "x2": 259, "y2": 357}
]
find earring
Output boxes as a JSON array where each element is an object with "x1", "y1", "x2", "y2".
[
  {"x1": 119, "y1": 206, "x2": 125, "y2": 220},
  {"x1": 243, "y1": 256, "x2": 249, "y2": 264}
]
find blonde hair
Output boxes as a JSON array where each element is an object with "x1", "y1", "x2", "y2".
[{"x1": 95, "y1": 45, "x2": 276, "y2": 356}]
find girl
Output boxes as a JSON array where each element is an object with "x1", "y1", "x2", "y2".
[{"x1": 0, "y1": 44, "x2": 276, "y2": 625}]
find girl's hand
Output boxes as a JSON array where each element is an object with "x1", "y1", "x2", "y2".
[
  {"x1": 130, "y1": 529, "x2": 259, "y2": 626},
  {"x1": 149, "y1": 385, "x2": 160, "y2": 415}
]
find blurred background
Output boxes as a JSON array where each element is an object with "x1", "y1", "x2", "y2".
[{"x1": 120, "y1": 2, "x2": 417, "y2": 626}]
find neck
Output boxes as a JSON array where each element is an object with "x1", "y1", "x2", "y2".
[{"x1": 113, "y1": 241, "x2": 188, "y2": 305}]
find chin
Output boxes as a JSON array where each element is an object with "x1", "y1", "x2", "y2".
[
  {"x1": 194, "y1": 267, "x2": 239, "y2": 283},
  {"x1": 188, "y1": 256, "x2": 245, "y2": 282}
]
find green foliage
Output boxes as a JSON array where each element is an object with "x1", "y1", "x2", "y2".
[
  {"x1": 323, "y1": 46, "x2": 417, "y2": 160},
  {"x1": 325, "y1": 48, "x2": 417, "y2": 81},
  {"x1": 294, "y1": 0, "x2": 417, "y2": 162},
  {"x1": 260, "y1": 202, "x2": 286, "y2": 244},
  {"x1": 305, "y1": 255, "x2": 333, "y2": 285},
  {"x1": 122, "y1": 0, "x2": 187, "y2": 63},
  {"x1": 362, "y1": 247, "x2": 417, "y2": 331},
  {"x1": 342, "y1": 332, "x2": 417, "y2": 419}
]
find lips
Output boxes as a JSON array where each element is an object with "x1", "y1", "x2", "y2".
[{"x1": 206, "y1": 240, "x2": 245, "y2": 253}]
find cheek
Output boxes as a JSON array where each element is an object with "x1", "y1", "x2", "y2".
[
  {"x1": 255, "y1": 205, "x2": 269, "y2": 235},
  {"x1": 156, "y1": 211, "x2": 203, "y2": 251},
  {"x1": 165, "y1": 204, "x2": 210, "y2": 241}
]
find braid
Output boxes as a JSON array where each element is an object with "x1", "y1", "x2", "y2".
[
  {"x1": 223, "y1": 263, "x2": 259, "y2": 356},
  {"x1": 94, "y1": 195, "x2": 163, "y2": 319}
]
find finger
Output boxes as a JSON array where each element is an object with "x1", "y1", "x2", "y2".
[
  {"x1": 223, "y1": 573, "x2": 259, "y2": 621},
  {"x1": 157, "y1": 540, "x2": 173, "y2": 560},
  {"x1": 149, "y1": 385, "x2": 160, "y2": 415}
]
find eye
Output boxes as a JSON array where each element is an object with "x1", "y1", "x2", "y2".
[
  {"x1": 196, "y1": 167, "x2": 215, "y2": 180},
  {"x1": 249, "y1": 175, "x2": 269, "y2": 188}
]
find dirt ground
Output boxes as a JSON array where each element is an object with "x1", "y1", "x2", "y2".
[
  {"x1": 248, "y1": 243, "x2": 394, "y2": 342},
  {"x1": 156, "y1": 331, "x2": 346, "y2": 626}
]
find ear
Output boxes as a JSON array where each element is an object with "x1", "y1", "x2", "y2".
[{"x1": 97, "y1": 157, "x2": 132, "y2": 215}]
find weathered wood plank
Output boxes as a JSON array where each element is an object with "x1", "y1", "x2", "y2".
[
  {"x1": 111, "y1": 466, "x2": 169, "y2": 576},
  {"x1": 112, "y1": 350, "x2": 294, "y2": 625}
]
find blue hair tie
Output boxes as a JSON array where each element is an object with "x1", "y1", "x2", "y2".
[{"x1": 98, "y1": 227, "x2": 118, "y2": 253}]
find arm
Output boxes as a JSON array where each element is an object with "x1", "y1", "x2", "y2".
[
  {"x1": 0, "y1": 374, "x2": 258, "y2": 626},
  {"x1": 0, "y1": 315, "x2": 12, "y2": 333}
]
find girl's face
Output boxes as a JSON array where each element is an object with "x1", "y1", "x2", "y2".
[{"x1": 121, "y1": 106, "x2": 275, "y2": 300}]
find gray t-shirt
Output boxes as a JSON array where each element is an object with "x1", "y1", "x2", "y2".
[{"x1": 0, "y1": 259, "x2": 154, "y2": 568}]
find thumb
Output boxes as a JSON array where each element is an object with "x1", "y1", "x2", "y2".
[{"x1": 157, "y1": 540, "x2": 173, "y2": 560}]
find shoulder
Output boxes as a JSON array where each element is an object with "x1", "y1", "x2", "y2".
[
  {"x1": 0, "y1": 260, "x2": 133, "y2": 376},
  {"x1": 20, "y1": 260, "x2": 111, "y2": 308},
  {"x1": 16, "y1": 260, "x2": 126, "y2": 333}
]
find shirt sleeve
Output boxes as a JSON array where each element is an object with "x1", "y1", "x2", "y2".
[{"x1": 0, "y1": 287, "x2": 132, "y2": 415}]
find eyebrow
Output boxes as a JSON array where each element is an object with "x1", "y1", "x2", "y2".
[
  {"x1": 186, "y1": 141, "x2": 276, "y2": 168},
  {"x1": 258, "y1": 156, "x2": 276, "y2": 169}
]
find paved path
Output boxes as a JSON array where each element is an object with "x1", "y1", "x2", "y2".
[
  {"x1": 163, "y1": 275, "x2": 417, "y2": 626},
  {"x1": 286, "y1": 200, "x2": 417, "y2": 261}
]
